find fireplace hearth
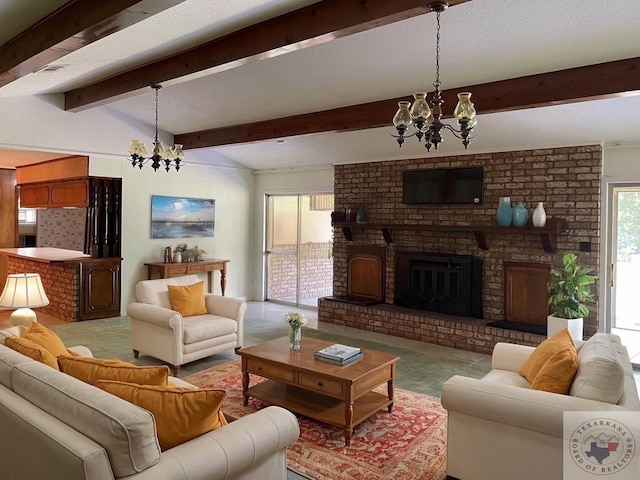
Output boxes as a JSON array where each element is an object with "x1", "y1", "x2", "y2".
[{"x1": 395, "y1": 251, "x2": 482, "y2": 318}]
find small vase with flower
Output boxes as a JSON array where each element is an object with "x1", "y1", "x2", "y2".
[{"x1": 285, "y1": 312, "x2": 307, "y2": 350}]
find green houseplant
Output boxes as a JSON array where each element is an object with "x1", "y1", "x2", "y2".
[{"x1": 547, "y1": 251, "x2": 596, "y2": 339}]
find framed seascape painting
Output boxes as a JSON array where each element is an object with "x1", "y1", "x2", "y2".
[{"x1": 150, "y1": 195, "x2": 215, "y2": 239}]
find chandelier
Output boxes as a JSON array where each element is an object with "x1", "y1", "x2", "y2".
[
  {"x1": 128, "y1": 85, "x2": 184, "y2": 172},
  {"x1": 392, "y1": 1, "x2": 477, "y2": 150}
]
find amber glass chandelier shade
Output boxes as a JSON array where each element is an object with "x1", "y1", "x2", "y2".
[
  {"x1": 392, "y1": 101, "x2": 412, "y2": 129},
  {"x1": 454, "y1": 92, "x2": 477, "y2": 128}
]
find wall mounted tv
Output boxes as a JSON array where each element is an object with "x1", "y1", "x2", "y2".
[{"x1": 402, "y1": 167, "x2": 483, "y2": 205}]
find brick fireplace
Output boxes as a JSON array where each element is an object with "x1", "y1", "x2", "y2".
[{"x1": 318, "y1": 145, "x2": 601, "y2": 353}]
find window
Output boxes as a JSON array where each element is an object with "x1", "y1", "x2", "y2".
[{"x1": 18, "y1": 208, "x2": 37, "y2": 224}]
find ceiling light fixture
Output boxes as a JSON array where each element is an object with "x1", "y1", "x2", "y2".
[
  {"x1": 128, "y1": 85, "x2": 184, "y2": 172},
  {"x1": 392, "y1": 1, "x2": 477, "y2": 150}
]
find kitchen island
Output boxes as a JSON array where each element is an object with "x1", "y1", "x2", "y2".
[{"x1": 0, "y1": 248, "x2": 121, "y2": 322}]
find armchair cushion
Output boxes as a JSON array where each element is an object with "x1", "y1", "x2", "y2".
[
  {"x1": 570, "y1": 333, "x2": 625, "y2": 404},
  {"x1": 58, "y1": 356, "x2": 170, "y2": 386},
  {"x1": 519, "y1": 328, "x2": 575, "y2": 382},
  {"x1": 96, "y1": 380, "x2": 227, "y2": 451},
  {"x1": 183, "y1": 315, "x2": 238, "y2": 344},
  {"x1": 167, "y1": 281, "x2": 207, "y2": 317}
]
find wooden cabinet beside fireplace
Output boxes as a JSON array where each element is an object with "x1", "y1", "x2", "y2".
[{"x1": 79, "y1": 258, "x2": 121, "y2": 320}]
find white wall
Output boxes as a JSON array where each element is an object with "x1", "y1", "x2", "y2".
[
  {"x1": 90, "y1": 154, "x2": 253, "y2": 309},
  {"x1": 252, "y1": 167, "x2": 334, "y2": 300},
  {"x1": 600, "y1": 145, "x2": 640, "y2": 331}
]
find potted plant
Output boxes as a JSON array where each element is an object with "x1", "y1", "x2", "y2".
[{"x1": 547, "y1": 251, "x2": 596, "y2": 340}]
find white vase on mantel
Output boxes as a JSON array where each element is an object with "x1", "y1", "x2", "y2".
[{"x1": 532, "y1": 202, "x2": 547, "y2": 227}]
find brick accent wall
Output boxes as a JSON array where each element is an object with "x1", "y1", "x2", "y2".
[
  {"x1": 320, "y1": 145, "x2": 601, "y2": 351},
  {"x1": 7, "y1": 257, "x2": 80, "y2": 322}
]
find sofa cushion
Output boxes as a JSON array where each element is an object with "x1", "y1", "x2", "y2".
[
  {"x1": 22, "y1": 322, "x2": 69, "y2": 358},
  {"x1": 58, "y1": 356, "x2": 170, "y2": 386},
  {"x1": 520, "y1": 328, "x2": 575, "y2": 383},
  {"x1": 570, "y1": 333, "x2": 625, "y2": 404},
  {"x1": 5, "y1": 336, "x2": 59, "y2": 370},
  {"x1": 11, "y1": 361, "x2": 161, "y2": 477},
  {"x1": 167, "y1": 281, "x2": 207, "y2": 317},
  {"x1": 96, "y1": 380, "x2": 226, "y2": 451},
  {"x1": 530, "y1": 346, "x2": 578, "y2": 394}
]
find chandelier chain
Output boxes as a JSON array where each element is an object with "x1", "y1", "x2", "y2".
[
  {"x1": 434, "y1": 10, "x2": 441, "y2": 89},
  {"x1": 154, "y1": 86, "x2": 160, "y2": 143}
]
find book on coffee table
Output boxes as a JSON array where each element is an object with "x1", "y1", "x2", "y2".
[
  {"x1": 315, "y1": 343, "x2": 361, "y2": 362},
  {"x1": 314, "y1": 351, "x2": 363, "y2": 365}
]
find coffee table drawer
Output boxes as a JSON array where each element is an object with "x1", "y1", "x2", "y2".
[
  {"x1": 298, "y1": 372, "x2": 344, "y2": 397},
  {"x1": 246, "y1": 358, "x2": 295, "y2": 383}
]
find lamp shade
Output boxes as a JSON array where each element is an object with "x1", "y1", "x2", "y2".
[{"x1": 0, "y1": 273, "x2": 50, "y2": 309}]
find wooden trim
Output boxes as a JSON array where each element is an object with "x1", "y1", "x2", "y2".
[{"x1": 16, "y1": 156, "x2": 89, "y2": 184}]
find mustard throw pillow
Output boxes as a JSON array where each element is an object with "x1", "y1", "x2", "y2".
[
  {"x1": 167, "y1": 281, "x2": 207, "y2": 317},
  {"x1": 58, "y1": 356, "x2": 170, "y2": 386},
  {"x1": 530, "y1": 347, "x2": 579, "y2": 394},
  {"x1": 5, "y1": 336, "x2": 59, "y2": 370},
  {"x1": 520, "y1": 328, "x2": 575, "y2": 383},
  {"x1": 23, "y1": 322, "x2": 69, "y2": 358},
  {"x1": 95, "y1": 381, "x2": 227, "y2": 451}
]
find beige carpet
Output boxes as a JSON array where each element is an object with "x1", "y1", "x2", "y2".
[{"x1": 184, "y1": 360, "x2": 448, "y2": 480}]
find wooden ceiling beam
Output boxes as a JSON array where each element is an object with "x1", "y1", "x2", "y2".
[
  {"x1": 0, "y1": 0, "x2": 185, "y2": 89},
  {"x1": 64, "y1": 0, "x2": 472, "y2": 111},
  {"x1": 176, "y1": 56, "x2": 640, "y2": 149}
]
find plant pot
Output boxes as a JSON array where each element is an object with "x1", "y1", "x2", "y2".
[{"x1": 547, "y1": 314, "x2": 583, "y2": 341}]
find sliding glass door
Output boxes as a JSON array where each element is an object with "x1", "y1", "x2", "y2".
[{"x1": 265, "y1": 194, "x2": 333, "y2": 307}]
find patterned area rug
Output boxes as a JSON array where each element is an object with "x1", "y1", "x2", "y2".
[{"x1": 184, "y1": 360, "x2": 447, "y2": 480}]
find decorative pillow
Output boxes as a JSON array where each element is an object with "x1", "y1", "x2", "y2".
[
  {"x1": 520, "y1": 328, "x2": 575, "y2": 383},
  {"x1": 58, "y1": 356, "x2": 170, "y2": 386},
  {"x1": 530, "y1": 346, "x2": 579, "y2": 394},
  {"x1": 570, "y1": 333, "x2": 625, "y2": 404},
  {"x1": 22, "y1": 322, "x2": 69, "y2": 358},
  {"x1": 4, "y1": 336, "x2": 59, "y2": 370},
  {"x1": 96, "y1": 380, "x2": 227, "y2": 451},
  {"x1": 167, "y1": 281, "x2": 207, "y2": 317}
]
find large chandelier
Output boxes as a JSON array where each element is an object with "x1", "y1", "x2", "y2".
[
  {"x1": 392, "y1": 1, "x2": 477, "y2": 150},
  {"x1": 128, "y1": 85, "x2": 184, "y2": 172}
]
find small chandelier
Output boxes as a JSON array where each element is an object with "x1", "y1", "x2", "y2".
[
  {"x1": 392, "y1": 1, "x2": 477, "y2": 150},
  {"x1": 128, "y1": 85, "x2": 184, "y2": 172}
]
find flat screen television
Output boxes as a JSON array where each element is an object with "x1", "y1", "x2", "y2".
[{"x1": 402, "y1": 167, "x2": 483, "y2": 205}]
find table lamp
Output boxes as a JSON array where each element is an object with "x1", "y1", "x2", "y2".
[{"x1": 0, "y1": 273, "x2": 50, "y2": 326}]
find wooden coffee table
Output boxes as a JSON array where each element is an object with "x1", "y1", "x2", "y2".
[{"x1": 238, "y1": 336, "x2": 399, "y2": 446}]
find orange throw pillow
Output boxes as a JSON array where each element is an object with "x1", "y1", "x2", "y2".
[
  {"x1": 95, "y1": 381, "x2": 226, "y2": 451},
  {"x1": 22, "y1": 322, "x2": 69, "y2": 358},
  {"x1": 520, "y1": 328, "x2": 575, "y2": 383},
  {"x1": 530, "y1": 347, "x2": 579, "y2": 394},
  {"x1": 58, "y1": 356, "x2": 170, "y2": 386},
  {"x1": 167, "y1": 281, "x2": 207, "y2": 317},
  {"x1": 5, "y1": 336, "x2": 59, "y2": 370}
]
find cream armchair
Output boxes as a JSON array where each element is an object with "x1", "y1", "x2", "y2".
[{"x1": 127, "y1": 274, "x2": 246, "y2": 374}]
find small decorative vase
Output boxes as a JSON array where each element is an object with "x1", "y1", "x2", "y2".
[
  {"x1": 532, "y1": 202, "x2": 547, "y2": 227},
  {"x1": 172, "y1": 252, "x2": 182, "y2": 263},
  {"x1": 289, "y1": 324, "x2": 301, "y2": 350},
  {"x1": 512, "y1": 201, "x2": 529, "y2": 227},
  {"x1": 496, "y1": 197, "x2": 513, "y2": 227}
]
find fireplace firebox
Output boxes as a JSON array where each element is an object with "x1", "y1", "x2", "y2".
[{"x1": 395, "y1": 251, "x2": 482, "y2": 318}]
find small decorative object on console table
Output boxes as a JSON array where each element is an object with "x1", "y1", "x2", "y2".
[
  {"x1": 532, "y1": 202, "x2": 547, "y2": 227},
  {"x1": 547, "y1": 251, "x2": 596, "y2": 341},
  {"x1": 511, "y1": 201, "x2": 529, "y2": 227},
  {"x1": 285, "y1": 311, "x2": 307, "y2": 350},
  {"x1": 496, "y1": 197, "x2": 513, "y2": 226}
]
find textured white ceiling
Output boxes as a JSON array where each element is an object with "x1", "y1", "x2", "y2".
[{"x1": 1, "y1": 0, "x2": 639, "y2": 171}]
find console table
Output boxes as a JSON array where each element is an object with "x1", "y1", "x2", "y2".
[{"x1": 144, "y1": 259, "x2": 229, "y2": 295}]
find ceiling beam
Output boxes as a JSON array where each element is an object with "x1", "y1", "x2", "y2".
[
  {"x1": 0, "y1": 0, "x2": 185, "y2": 89},
  {"x1": 64, "y1": 0, "x2": 472, "y2": 111},
  {"x1": 175, "y1": 56, "x2": 640, "y2": 149}
]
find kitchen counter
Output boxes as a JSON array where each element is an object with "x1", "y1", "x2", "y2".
[{"x1": 0, "y1": 248, "x2": 121, "y2": 322}]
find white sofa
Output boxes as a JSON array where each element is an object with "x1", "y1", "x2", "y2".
[
  {"x1": 127, "y1": 275, "x2": 246, "y2": 374},
  {"x1": 441, "y1": 333, "x2": 639, "y2": 480},
  {"x1": 0, "y1": 327, "x2": 299, "y2": 480}
]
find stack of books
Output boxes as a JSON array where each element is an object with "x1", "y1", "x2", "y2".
[{"x1": 315, "y1": 343, "x2": 363, "y2": 365}]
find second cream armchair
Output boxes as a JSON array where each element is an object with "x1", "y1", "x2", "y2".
[{"x1": 127, "y1": 274, "x2": 246, "y2": 374}]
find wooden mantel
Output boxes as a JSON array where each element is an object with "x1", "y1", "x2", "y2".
[{"x1": 334, "y1": 218, "x2": 567, "y2": 254}]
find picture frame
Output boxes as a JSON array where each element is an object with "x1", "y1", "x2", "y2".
[{"x1": 150, "y1": 195, "x2": 215, "y2": 239}]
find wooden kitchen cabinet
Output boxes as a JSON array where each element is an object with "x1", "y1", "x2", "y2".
[
  {"x1": 20, "y1": 178, "x2": 89, "y2": 208},
  {"x1": 79, "y1": 258, "x2": 121, "y2": 320}
]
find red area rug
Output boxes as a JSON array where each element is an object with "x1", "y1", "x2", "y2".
[{"x1": 184, "y1": 360, "x2": 447, "y2": 480}]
